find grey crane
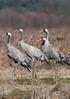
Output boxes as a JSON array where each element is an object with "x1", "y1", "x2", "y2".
[
  {"x1": 16, "y1": 28, "x2": 50, "y2": 62},
  {"x1": 39, "y1": 29, "x2": 70, "y2": 65},
  {"x1": 6, "y1": 32, "x2": 31, "y2": 72},
  {"x1": 15, "y1": 28, "x2": 50, "y2": 78},
  {"x1": 38, "y1": 28, "x2": 70, "y2": 83}
]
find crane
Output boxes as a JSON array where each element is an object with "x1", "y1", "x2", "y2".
[
  {"x1": 15, "y1": 28, "x2": 49, "y2": 79},
  {"x1": 38, "y1": 28, "x2": 70, "y2": 83},
  {"x1": 6, "y1": 32, "x2": 31, "y2": 75},
  {"x1": 39, "y1": 29, "x2": 70, "y2": 65}
]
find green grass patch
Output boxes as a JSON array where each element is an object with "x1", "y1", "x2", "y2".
[
  {"x1": 40, "y1": 77, "x2": 56, "y2": 85},
  {"x1": 0, "y1": 77, "x2": 70, "y2": 86},
  {"x1": 15, "y1": 78, "x2": 32, "y2": 85},
  {"x1": 15, "y1": 77, "x2": 56, "y2": 85},
  {"x1": 60, "y1": 78, "x2": 70, "y2": 83}
]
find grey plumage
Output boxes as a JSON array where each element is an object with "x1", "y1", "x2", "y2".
[
  {"x1": 65, "y1": 55, "x2": 70, "y2": 65},
  {"x1": 59, "y1": 51, "x2": 70, "y2": 65},
  {"x1": 15, "y1": 28, "x2": 50, "y2": 79},
  {"x1": 39, "y1": 29, "x2": 70, "y2": 65},
  {"x1": 6, "y1": 32, "x2": 31, "y2": 71},
  {"x1": 16, "y1": 28, "x2": 49, "y2": 63}
]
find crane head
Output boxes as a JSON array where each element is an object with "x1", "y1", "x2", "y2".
[
  {"x1": 40, "y1": 37, "x2": 47, "y2": 43},
  {"x1": 17, "y1": 28, "x2": 23, "y2": 32},
  {"x1": 39, "y1": 37, "x2": 46, "y2": 46},
  {"x1": 41, "y1": 37, "x2": 47, "y2": 41},
  {"x1": 39, "y1": 28, "x2": 49, "y2": 38},
  {"x1": 43, "y1": 29, "x2": 49, "y2": 38},
  {"x1": 36, "y1": 37, "x2": 46, "y2": 46},
  {"x1": 43, "y1": 29, "x2": 49, "y2": 33},
  {"x1": 6, "y1": 32, "x2": 12, "y2": 37}
]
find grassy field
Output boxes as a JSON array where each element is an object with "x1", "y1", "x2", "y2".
[{"x1": 0, "y1": 27, "x2": 70, "y2": 98}]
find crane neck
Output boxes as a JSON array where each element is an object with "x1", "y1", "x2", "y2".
[
  {"x1": 19, "y1": 31, "x2": 23, "y2": 41},
  {"x1": 45, "y1": 39, "x2": 50, "y2": 46},
  {"x1": 7, "y1": 35, "x2": 12, "y2": 44},
  {"x1": 46, "y1": 36, "x2": 49, "y2": 40},
  {"x1": 46, "y1": 31, "x2": 49, "y2": 40},
  {"x1": 45, "y1": 33, "x2": 50, "y2": 46}
]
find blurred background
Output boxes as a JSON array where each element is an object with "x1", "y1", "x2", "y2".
[{"x1": 0, "y1": 0, "x2": 70, "y2": 29}]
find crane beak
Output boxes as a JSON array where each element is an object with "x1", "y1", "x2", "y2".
[
  {"x1": 17, "y1": 28, "x2": 23, "y2": 32},
  {"x1": 36, "y1": 39, "x2": 42, "y2": 45}
]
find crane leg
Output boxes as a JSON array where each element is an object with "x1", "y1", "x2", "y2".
[
  {"x1": 51, "y1": 61, "x2": 57, "y2": 83},
  {"x1": 51, "y1": 60, "x2": 60, "y2": 84},
  {"x1": 17, "y1": 62, "x2": 23, "y2": 79},
  {"x1": 20, "y1": 66, "x2": 23, "y2": 79},
  {"x1": 8, "y1": 58, "x2": 16, "y2": 80},
  {"x1": 54, "y1": 63, "x2": 59, "y2": 84},
  {"x1": 8, "y1": 57, "x2": 13, "y2": 67},
  {"x1": 13, "y1": 65, "x2": 16, "y2": 80},
  {"x1": 51, "y1": 61, "x2": 54, "y2": 79},
  {"x1": 31, "y1": 58, "x2": 37, "y2": 80}
]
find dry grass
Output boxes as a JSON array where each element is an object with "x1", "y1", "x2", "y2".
[
  {"x1": 0, "y1": 83, "x2": 70, "y2": 99},
  {"x1": 0, "y1": 27, "x2": 70, "y2": 78},
  {"x1": 0, "y1": 27, "x2": 70, "y2": 98}
]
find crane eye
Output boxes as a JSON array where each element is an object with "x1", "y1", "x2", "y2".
[
  {"x1": 17, "y1": 27, "x2": 20, "y2": 30},
  {"x1": 6, "y1": 32, "x2": 12, "y2": 37},
  {"x1": 6, "y1": 32, "x2": 8, "y2": 35},
  {"x1": 43, "y1": 29, "x2": 45, "y2": 32},
  {"x1": 41, "y1": 37, "x2": 44, "y2": 39}
]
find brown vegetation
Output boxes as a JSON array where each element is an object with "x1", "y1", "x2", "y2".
[
  {"x1": 0, "y1": 27, "x2": 70, "y2": 98},
  {"x1": 0, "y1": 8, "x2": 70, "y2": 29}
]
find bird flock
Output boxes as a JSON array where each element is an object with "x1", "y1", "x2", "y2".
[{"x1": 1, "y1": 28, "x2": 70, "y2": 79}]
